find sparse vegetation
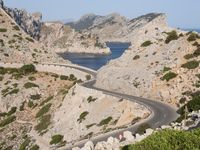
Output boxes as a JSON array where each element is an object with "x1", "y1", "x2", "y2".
[
  {"x1": 77, "y1": 111, "x2": 89, "y2": 123},
  {"x1": 133, "y1": 55, "x2": 140, "y2": 60},
  {"x1": 187, "y1": 32, "x2": 200, "y2": 42},
  {"x1": 25, "y1": 37, "x2": 34, "y2": 43},
  {"x1": 86, "y1": 74, "x2": 91, "y2": 80},
  {"x1": 87, "y1": 96, "x2": 97, "y2": 103},
  {"x1": 30, "y1": 94, "x2": 41, "y2": 100},
  {"x1": 36, "y1": 103, "x2": 52, "y2": 118},
  {"x1": 165, "y1": 30, "x2": 179, "y2": 44},
  {"x1": 161, "y1": 72, "x2": 177, "y2": 81},
  {"x1": 163, "y1": 66, "x2": 171, "y2": 73},
  {"x1": 50, "y1": 134, "x2": 64, "y2": 145},
  {"x1": 19, "y1": 138, "x2": 31, "y2": 150},
  {"x1": 141, "y1": 41, "x2": 153, "y2": 47},
  {"x1": 98, "y1": 116, "x2": 113, "y2": 126},
  {"x1": 24, "y1": 82, "x2": 39, "y2": 89},
  {"x1": 122, "y1": 129, "x2": 200, "y2": 150},
  {"x1": 181, "y1": 60, "x2": 199, "y2": 69},
  {"x1": 0, "y1": 28, "x2": 7, "y2": 32},
  {"x1": 0, "y1": 115, "x2": 16, "y2": 127},
  {"x1": 30, "y1": 144, "x2": 39, "y2": 150},
  {"x1": 35, "y1": 114, "x2": 51, "y2": 133},
  {"x1": 20, "y1": 64, "x2": 36, "y2": 75},
  {"x1": 60, "y1": 75, "x2": 68, "y2": 80}
]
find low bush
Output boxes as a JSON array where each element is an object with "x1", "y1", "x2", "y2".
[
  {"x1": 30, "y1": 144, "x2": 39, "y2": 150},
  {"x1": 0, "y1": 28, "x2": 7, "y2": 32},
  {"x1": 19, "y1": 138, "x2": 31, "y2": 150},
  {"x1": 165, "y1": 30, "x2": 179, "y2": 44},
  {"x1": 3, "y1": 88, "x2": 19, "y2": 97},
  {"x1": 34, "y1": 114, "x2": 51, "y2": 133},
  {"x1": 77, "y1": 111, "x2": 89, "y2": 123},
  {"x1": 141, "y1": 41, "x2": 153, "y2": 47},
  {"x1": 163, "y1": 66, "x2": 171, "y2": 73},
  {"x1": 20, "y1": 64, "x2": 36, "y2": 75},
  {"x1": 24, "y1": 82, "x2": 39, "y2": 89},
  {"x1": 86, "y1": 75, "x2": 91, "y2": 80},
  {"x1": 122, "y1": 129, "x2": 200, "y2": 150},
  {"x1": 133, "y1": 55, "x2": 140, "y2": 60},
  {"x1": 0, "y1": 115, "x2": 16, "y2": 127},
  {"x1": 40, "y1": 96, "x2": 53, "y2": 106},
  {"x1": 13, "y1": 25, "x2": 20, "y2": 31},
  {"x1": 87, "y1": 96, "x2": 97, "y2": 103},
  {"x1": 136, "y1": 123, "x2": 151, "y2": 134},
  {"x1": 36, "y1": 103, "x2": 52, "y2": 118},
  {"x1": 181, "y1": 60, "x2": 199, "y2": 69},
  {"x1": 161, "y1": 72, "x2": 177, "y2": 82},
  {"x1": 30, "y1": 94, "x2": 41, "y2": 100},
  {"x1": 60, "y1": 75, "x2": 68, "y2": 80},
  {"x1": 98, "y1": 116, "x2": 113, "y2": 126},
  {"x1": 187, "y1": 32, "x2": 200, "y2": 42},
  {"x1": 25, "y1": 37, "x2": 34, "y2": 43},
  {"x1": 50, "y1": 134, "x2": 64, "y2": 145}
]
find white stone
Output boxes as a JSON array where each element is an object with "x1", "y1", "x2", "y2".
[{"x1": 123, "y1": 131, "x2": 134, "y2": 141}]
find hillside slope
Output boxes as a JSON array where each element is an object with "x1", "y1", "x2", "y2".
[
  {"x1": 95, "y1": 14, "x2": 200, "y2": 106},
  {"x1": 0, "y1": 8, "x2": 65, "y2": 63}
]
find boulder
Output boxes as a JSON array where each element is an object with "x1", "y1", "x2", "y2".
[{"x1": 82, "y1": 141, "x2": 94, "y2": 150}]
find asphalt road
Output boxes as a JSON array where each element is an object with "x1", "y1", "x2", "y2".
[{"x1": 52, "y1": 64, "x2": 179, "y2": 149}]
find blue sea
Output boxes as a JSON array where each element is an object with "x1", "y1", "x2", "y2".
[{"x1": 59, "y1": 42, "x2": 130, "y2": 70}]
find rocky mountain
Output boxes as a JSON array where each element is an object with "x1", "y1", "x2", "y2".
[
  {"x1": 66, "y1": 13, "x2": 99, "y2": 31},
  {"x1": 39, "y1": 22, "x2": 111, "y2": 54},
  {"x1": 68, "y1": 13, "x2": 165, "y2": 43},
  {"x1": 0, "y1": 7, "x2": 64, "y2": 63},
  {"x1": 0, "y1": 0, "x2": 42, "y2": 40},
  {"x1": 95, "y1": 13, "x2": 200, "y2": 106}
]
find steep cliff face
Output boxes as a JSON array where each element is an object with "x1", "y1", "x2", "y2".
[
  {"x1": 95, "y1": 13, "x2": 200, "y2": 106},
  {"x1": 0, "y1": 0, "x2": 42, "y2": 40}
]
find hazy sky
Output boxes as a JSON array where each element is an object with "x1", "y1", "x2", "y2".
[{"x1": 4, "y1": 0, "x2": 200, "y2": 28}]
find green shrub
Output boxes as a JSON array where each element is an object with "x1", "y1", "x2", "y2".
[
  {"x1": 136, "y1": 123, "x2": 151, "y2": 134},
  {"x1": 7, "y1": 107, "x2": 17, "y2": 116},
  {"x1": 122, "y1": 129, "x2": 200, "y2": 150},
  {"x1": 3, "y1": 89, "x2": 19, "y2": 97},
  {"x1": 165, "y1": 30, "x2": 179, "y2": 44},
  {"x1": 86, "y1": 123, "x2": 96, "y2": 129},
  {"x1": 28, "y1": 76, "x2": 36, "y2": 81},
  {"x1": 30, "y1": 94, "x2": 41, "y2": 100},
  {"x1": 40, "y1": 96, "x2": 53, "y2": 106},
  {"x1": 0, "y1": 28, "x2": 7, "y2": 32},
  {"x1": 69, "y1": 74, "x2": 77, "y2": 81},
  {"x1": 0, "y1": 76, "x2": 3, "y2": 81},
  {"x1": 98, "y1": 116, "x2": 113, "y2": 126},
  {"x1": 20, "y1": 64, "x2": 36, "y2": 75},
  {"x1": 161, "y1": 72, "x2": 177, "y2": 81},
  {"x1": 50, "y1": 134, "x2": 64, "y2": 145},
  {"x1": 184, "y1": 54, "x2": 194, "y2": 59},
  {"x1": 77, "y1": 111, "x2": 89, "y2": 123},
  {"x1": 87, "y1": 96, "x2": 97, "y2": 103},
  {"x1": 28, "y1": 100, "x2": 34, "y2": 108},
  {"x1": 0, "y1": 115, "x2": 16, "y2": 127},
  {"x1": 25, "y1": 37, "x2": 34, "y2": 43},
  {"x1": 24, "y1": 82, "x2": 39, "y2": 89},
  {"x1": 86, "y1": 75, "x2": 91, "y2": 80},
  {"x1": 187, "y1": 32, "x2": 200, "y2": 42},
  {"x1": 30, "y1": 144, "x2": 39, "y2": 150},
  {"x1": 36, "y1": 103, "x2": 52, "y2": 118},
  {"x1": 19, "y1": 138, "x2": 31, "y2": 150},
  {"x1": 133, "y1": 55, "x2": 140, "y2": 60},
  {"x1": 163, "y1": 66, "x2": 171, "y2": 73},
  {"x1": 141, "y1": 41, "x2": 153, "y2": 47},
  {"x1": 34, "y1": 114, "x2": 51, "y2": 133},
  {"x1": 13, "y1": 25, "x2": 20, "y2": 31},
  {"x1": 60, "y1": 75, "x2": 68, "y2": 80},
  {"x1": 181, "y1": 60, "x2": 199, "y2": 69}
]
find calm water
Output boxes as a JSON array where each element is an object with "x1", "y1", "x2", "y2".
[
  {"x1": 59, "y1": 42, "x2": 130, "y2": 70},
  {"x1": 183, "y1": 29, "x2": 200, "y2": 33}
]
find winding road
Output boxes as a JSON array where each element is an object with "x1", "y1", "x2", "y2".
[
  {"x1": 0, "y1": 62, "x2": 179, "y2": 149},
  {"x1": 55, "y1": 64, "x2": 179, "y2": 149}
]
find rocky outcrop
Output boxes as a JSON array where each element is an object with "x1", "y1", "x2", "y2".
[
  {"x1": 39, "y1": 22, "x2": 111, "y2": 54},
  {"x1": 0, "y1": 0, "x2": 42, "y2": 39},
  {"x1": 0, "y1": 7, "x2": 64, "y2": 63}
]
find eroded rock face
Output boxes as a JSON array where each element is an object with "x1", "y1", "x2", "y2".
[{"x1": 0, "y1": 0, "x2": 42, "y2": 39}]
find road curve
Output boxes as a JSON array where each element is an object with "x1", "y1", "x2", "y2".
[
  {"x1": 54, "y1": 64, "x2": 179, "y2": 149},
  {"x1": 0, "y1": 62, "x2": 179, "y2": 149}
]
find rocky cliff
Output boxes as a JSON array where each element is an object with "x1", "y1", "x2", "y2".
[
  {"x1": 0, "y1": 7, "x2": 64, "y2": 63},
  {"x1": 95, "y1": 13, "x2": 200, "y2": 106},
  {"x1": 0, "y1": 0, "x2": 42, "y2": 40}
]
